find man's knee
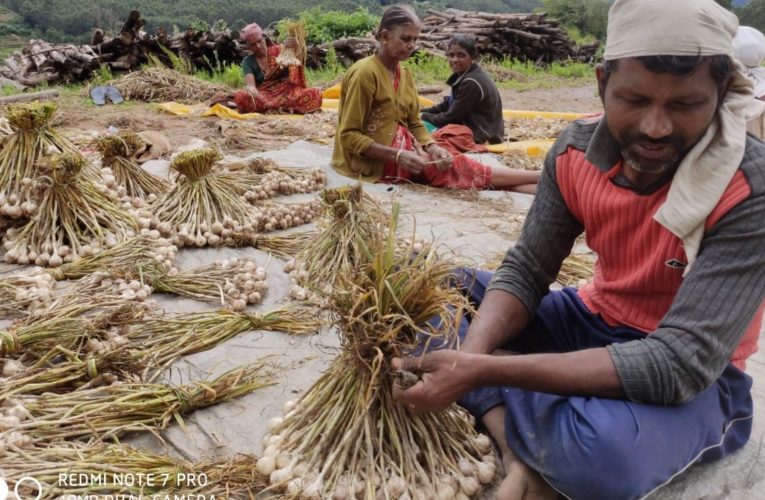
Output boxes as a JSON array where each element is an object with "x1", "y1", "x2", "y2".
[
  {"x1": 544, "y1": 434, "x2": 652, "y2": 500},
  {"x1": 514, "y1": 402, "x2": 653, "y2": 499}
]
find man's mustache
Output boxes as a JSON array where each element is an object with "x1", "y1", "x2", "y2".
[{"x1": 622, "y1": 133, "x2": 682, "y2": 147}]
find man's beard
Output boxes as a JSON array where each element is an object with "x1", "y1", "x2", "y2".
[
  {"x1": 621, "y1": 149, "x2": 681, "y2": 175},
  {"x1": 618, "y1": 130, "x2": 685, "y2": 175}
]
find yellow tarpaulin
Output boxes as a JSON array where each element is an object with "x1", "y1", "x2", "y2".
[
  {"x1": 321, "y1": 84, "x2": 341, "y2": 99},
  {"x1": 319, "y1": 95, "x2": 435, "y2": 111},
  {"x1": 502, "y1": 109, "x2": 587, "y2": 121},
  {"x1": 159, "y1": 95, "x2": 587, "y2": 123},
  {"x1": 320, "y1": 84, "x2": 586, "y2": 120},
  {"x1": 321, "y1": 98, "x2": 339, "y2": 110},
  {"x1": 157, "y1": 102, "x2": 303, "y2": 120},
  {"x1": 485, "y1": 139, "x2": 554, "y2": 157}
]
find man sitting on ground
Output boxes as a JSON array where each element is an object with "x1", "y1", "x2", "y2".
[{"x1": 393, "y1": 0, "x2": 765, "y2": 498}]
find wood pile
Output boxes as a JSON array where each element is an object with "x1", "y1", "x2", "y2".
[
  {"x1": 0, "y1": 39, "x2": 100, "y2": 87},
  {"x1": 307, "y1": 37, "x2": 379, "y2": 69},
  {"x1": 0, "y1": 10, "x2": 245, "y2": 88},
  {"x1": 92, "y1": 11, "x2": 242, "y2": 72},
  {"x1": 305, "y1": 9, "x2": 598, "y2": 68},
  {"x1": 418, "y1": 9, "x2": 598, "y2": 63},
  {"x1": 0, "y1": 8, "x2": 599, "y2": 89}
]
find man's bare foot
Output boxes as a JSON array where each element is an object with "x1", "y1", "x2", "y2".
[{"x1": 482, "y1": 406, "x2": 559, "y2": 500}]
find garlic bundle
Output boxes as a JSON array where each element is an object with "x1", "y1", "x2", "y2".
[
  {"x1": 243, "y1": 168, "x2": 327, "y2": 201},
  {"x1": 152, "y1": 148, "x2": 255, "y2": 247},
  {"x1": 250, "y1": 200, "x2": 321, "y2": 233},
  {"x1": 0, "y1": 102, "x2": 89, "y2": 222},
  {"x1": 260, "y1": 207, "x2": 495, "y2": 499},
  {"x1": 2, "y1": 153, "x2": 138, "y2": 266},
  {"x1": 274, "y1": 20, "x2": 307, "y2": 67},
  {"x1": 153, "y1": 258, "x2": 268, "y2": 311},
  {"x1": 0, "y1": 267, "x2": 57, "y2": 314},
  {"x1": 283, "y1": 258, "x2": 315, "y2": 303},
  {"x1": 96, "y1": 133, "x2": 170, "y2": 198}
]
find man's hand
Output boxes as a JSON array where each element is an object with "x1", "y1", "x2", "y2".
[
  {"x1": 426, "y1": 143, "x2": 453, "y2": 171},
  {"x1": 397, "y1": 150, "x2": 429, "y2": 176},
  {"x1": 391, "y1": 350, "x2": 478, "y2": 414}
]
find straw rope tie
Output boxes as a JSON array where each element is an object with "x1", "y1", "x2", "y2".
[
  {"x1": 48, "y1": 268, "x2": 66, "y2": 280},
  {"x1": 86, "y1": 356, "x2": 100, "y2": 379},
  {"x1": 172, "y1": 387, "x2": 194, "y2": 414},
  {"x1": 0, "y1": 330, "x2": 20, "y2": 355}
]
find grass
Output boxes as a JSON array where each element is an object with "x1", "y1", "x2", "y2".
[
  {"x1": 194, "y1": 63, "x2": 244, "y2": 88},
  {"x1": 0, "y1": 35, "x2": 25, "y2": 59},
  {"x1": 488, "y1": 58, "x2": 594, "y2": 91},
  {"x1": 565, "y1": 26, "x2": 598, "y2": 46},
  {"x1": 0, "y1": 50, "x2": 594, "y2": 103},
  {"x1": 91, "y1": 65, "x2": 114, "y2": 86},
  {"x1": 403, "y1": 52, "x2": 453, "y2": 85},
  {"x1": 306, "y1": 47, "x2": 344, "y2": 88},
  {"x1": 305, "y1": 52, "x2": 595, "y2": 91}
]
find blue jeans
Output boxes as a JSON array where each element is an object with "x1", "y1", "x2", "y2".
[{"x1": 452, "y1": 269, "x2": 753, "y2": 500}]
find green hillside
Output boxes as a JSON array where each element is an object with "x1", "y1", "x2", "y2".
[{"x1": 0, "y1": 0, "x2": 541, "y2": 43}]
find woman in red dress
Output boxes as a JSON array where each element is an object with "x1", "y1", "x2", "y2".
[{"x1": 233, "y1": 22, "x2": 322, "y2": 114}]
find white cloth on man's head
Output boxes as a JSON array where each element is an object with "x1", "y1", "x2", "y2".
[
  {"x1": 733, "y1": 26, "x2": 765, "y2": 68},
  {"x1": 733, "y1": 26, "x2": 765, "y2": 98},
  {"x1": 605, "y1": 0, "x2": 765, "y2": 273}
]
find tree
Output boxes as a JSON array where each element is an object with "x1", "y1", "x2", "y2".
[
  {"x1": 541, "y1": 0, "x2": 609, "y2": 39},
  {"x1": 738, "y1": 0, "x2": 765, "y2": 32}
]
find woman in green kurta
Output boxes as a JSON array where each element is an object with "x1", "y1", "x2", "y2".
[{"x1": 331, "y1": 5, "x2": 541, "y2": 191}]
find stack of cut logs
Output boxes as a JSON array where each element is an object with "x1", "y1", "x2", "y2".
[
  {"x1": 0, "y1": 8, "x2": 598, "y2": 89},
  {"x1": 91, "y1": 11, "x2": 242, "y2": 72},
  {"x1": 0, "y1": 10, "x2": 243, "y2": 88},
  {"x1": 0, "y1": 40, "x2": 100, "y2": 87},
  {"x1": 307, "y1": 37, "x2": 379, "y2": 69},
  {"x1": 418, "y1": 9, "x2": 598, "y2": 63}
]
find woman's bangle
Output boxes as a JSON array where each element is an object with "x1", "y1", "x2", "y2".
[{"x1": 395, "y1": 149, "x2": 403, "y2": 164}]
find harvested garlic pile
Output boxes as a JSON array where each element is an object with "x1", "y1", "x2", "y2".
[
  {"x1": 133, "y1": 207, "x2": 174, "y2": 237},
  {"x1": 114, "y1": 278, "x2": 154, "y2": 302},
  {"x1": 243, "y1": 169, "x2": 327, "y2": 201},
  {"x1": 2, "y1": 153, "x2": 138, "y2": 266},
  {"x1": 0, "y1": 267, "x2": 57, "y2": 313},
  {"x1": 171, "y1": 219, "x2": 256, "y2": 248},
  {"x1": 257, "y1": 399, "x2": 498, "y2": 499},
  {"x1": 0, "y1": 181, "x2": 40, "y2": 218},
  {"x1": 85, "y1": 328, "x2": 130, "y2": 354},
  {"x1": 283, "y1": 258, "x2": 314, "y2": 302},
  {"x1": 153, "y1": 258, "x2": 268, "y2": 311},
  {"x1": 2, "y1": 230, "x2": 125, "y2": 266},
  {"x1": 251, "y1": 200, "x2": 321, "y2": 233},
  {"x1": 0, "y1": 398, "x2": 34, "y2": 452},
  {"x1": 1, "y1": 358, "x2": 25, "y2": 377},
  {"x1": 214, "y1": 258, "x2": 269, "y2": 311},
  {"x1": 147, "y1": 236, "x2": 178, "y2": 274}
]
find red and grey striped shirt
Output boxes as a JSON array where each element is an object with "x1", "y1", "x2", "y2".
[{"x1": 490, "y1": 117, "x2": 765, "y2": 405}]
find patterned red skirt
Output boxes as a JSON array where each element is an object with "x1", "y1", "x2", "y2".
[
  {"x1": 233, "y1": 83, "x2": 321, "y2": 114},
  {"x1": 381, "y1": 125, "x2": 491, "y2": 190}
]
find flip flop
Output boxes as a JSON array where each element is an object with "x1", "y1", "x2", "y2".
[
  {"x1": 105, "y1": 86, "x2": 124, "y2": 104},
  {"x1": 90, "y1": 86, "x2": 107, "y2": 106}
]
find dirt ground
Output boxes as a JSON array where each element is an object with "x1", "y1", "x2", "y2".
[
  {"x1": 49, "y1": 81, "x2": 603, "y2": 154},
  {"x1": 499, "y1": 82, "x2": 603, "y2": 113}
]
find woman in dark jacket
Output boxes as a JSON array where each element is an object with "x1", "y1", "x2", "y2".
[{"x1": 421, "y1": 34, "x2": 504, "y2": 144}]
